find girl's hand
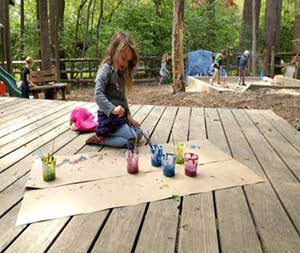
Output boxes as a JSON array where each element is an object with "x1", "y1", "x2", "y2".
[
  {"x1": 112, "y1": 105, "x2": 125, "y2": 117},
  {"x1": 128, "y1": 114, "x2": 140, "y2": 127}
]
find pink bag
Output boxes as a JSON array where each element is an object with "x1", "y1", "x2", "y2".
[{"x1": 70, "y1": 107, "x2": 97, "y2": 132}]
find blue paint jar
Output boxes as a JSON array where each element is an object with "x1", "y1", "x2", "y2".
[
  {"x1": 150, "y1": 145, "x2": 163, "y2": 167},
  {"x1": 162, "y1": 153, "x2": 176, "y2": 177}
]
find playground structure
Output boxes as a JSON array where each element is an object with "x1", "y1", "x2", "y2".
[{"x1": 0, "y1": 65, "x2": 21, "y2": 97}]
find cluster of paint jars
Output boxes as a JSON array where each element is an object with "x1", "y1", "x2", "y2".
[{"x1": 150, "y1": 144, "x2": 199, "y2": 177}]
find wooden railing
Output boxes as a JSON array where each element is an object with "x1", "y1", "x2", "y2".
[
  {"x1": 10, "y1": 51, "x2": 299, "y2": 85},
  {"x1": 12, "y1": 56, "x2": 163, "y2": 85}
]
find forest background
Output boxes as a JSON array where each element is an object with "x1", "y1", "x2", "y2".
[{"x1": 8, "y1": 0, "x2": 297, "y2": 62}]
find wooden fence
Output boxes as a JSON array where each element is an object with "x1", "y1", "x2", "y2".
[{"x1": 10, "y1": 52, "x2": 298, "y2": 85}]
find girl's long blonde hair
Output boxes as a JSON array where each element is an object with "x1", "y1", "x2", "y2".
[{"x1": 100, "y1": 32, "x2": 139, "y2": 92}]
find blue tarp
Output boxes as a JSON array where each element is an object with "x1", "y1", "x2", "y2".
[{"x1": 185, "y1": 50, "x2": 227, "y2": 77}]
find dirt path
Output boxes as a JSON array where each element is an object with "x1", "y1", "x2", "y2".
[{"x1": 68, "y1": 85, "x2": 300, "y2": 131}]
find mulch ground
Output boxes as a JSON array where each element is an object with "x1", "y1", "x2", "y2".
[{"x1": 68, "y1": 84, "x2": 300, "y2": 131}]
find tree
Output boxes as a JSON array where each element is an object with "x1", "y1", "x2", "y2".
[
  {"x1": 0, "y1": 0, "x2": 12, "y2": 73},
  {"x1": 252, "y1": 0, "x2": 257, "y2": 76},
  {"x1": 172, "y1": 0, "x2": 185, "y2": 93},
  {"x1": 263, "y1": 0, "x2": 282, "y2": 76},
  {"x1": 38, "y1": 0, "x2": 51, "y2": 70},
  {"x1": 20, "y1": 0, "x2": 24, "y2": 59},
  {"x1": 96, "y1": 0, "x2": 104, "y2": 57},
  {"x1": 293, "y1": 0, "x2": 300, "y2": 51},
  {"x1": 239, "y1": 0, "x2": 261, "y2": 51},
  {"x1": 49, "y1": 0, "x2": 60, "y2": 80},
  {"x1": 153, "y1": 0, "x2": 162, "y2": 16}
]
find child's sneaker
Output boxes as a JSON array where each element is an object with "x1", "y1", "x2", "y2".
[{"x1": 85, "y1": 134, "x2": 104, "y2": 145}]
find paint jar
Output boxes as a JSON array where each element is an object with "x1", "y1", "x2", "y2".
[
  {"x1": 150, "y1": 145, "x2": 163, "y2": 167},
  {"x1": 42, "y1": 155, "x2": 56, "y2": 181},
  {"x1": 162, "y1": 153, "x2": 176, "y2": 177},
  {"x1": 173, "y1": 143, "x2": 185, "y2": 164},
  {"x1": 184, "y1": 153, "x2": 198, "y2": 177},
  {"x1": 126, "y1": 149, "x2": 139, "y2": 174}
]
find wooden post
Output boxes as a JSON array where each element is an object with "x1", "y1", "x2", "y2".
[
  {"x1": 252, "y1": 0, "x2": 257, "y2": 76},
  {"x1": 270, "y1": 46, "x2": 275, "y2": 77},
  {"x1": 0, "y1": 0, "x2": 12, "y2": 73},
  {"x1": 0, "y1": 23, "x2": 4, "y2": 66},
  {"x1": 172, "y1": 0, "x2": 185, "y2": 94}
]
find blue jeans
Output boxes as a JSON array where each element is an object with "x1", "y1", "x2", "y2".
[{"x1": 104, "y1": 124, "x2": 143, "y2": 148}]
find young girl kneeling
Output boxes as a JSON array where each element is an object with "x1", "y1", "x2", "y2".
[{"x1": 86, "y1": 32, "x2": 142, "y2": 149}]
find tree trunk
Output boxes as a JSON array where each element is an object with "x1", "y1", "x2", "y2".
[
  {"x1": 20, "y1": 0, "x2": 24, "y2": 59},
  {"x1": 50, "y1": 0, "x2": 60, "y2": 81},
  {"x1": 81, "y1": 0, "x2": 93, "y2": 58},
  {"x1": 207, "y1": 0, "x2": 216, "y2": 45},
  {"x1": 240, "y1": 0, "x2": 261, "y2": 51},
  {"x1": 0, "y1": 24, "x2": 4, "y2": 66},
  {"x1": 252, "y1": 0, "x2": 257, "y2": 76},
  {"x1": 153, "y1": 0, "x2": 161, "y2": 16},
  {"x1": 0, "y1": 0, "x2": 12, "y2": 73},
  {"x1": 74, "y1": 0, "x2": 88, "y2": 57},
  {"x1": 90, "y1": 0, "x2": 97, "y2": 31},
  {"x1": 96, "y1": 0, "x2": 104, "y2": 57},
  {"x1": 38, "y1": 0, "x2": 51, "y2": 70},
  {"x1": 263, "y1": 0, "x2": 282, "y2": 76},
  {"x1": 293, "y1": 0, "x2": 300, "y2": 51},
  {"x1": 172, "y1": 0, "x2": 185, "y2": 93},
  {"x1": 58, "y1": 0, "x2": 65, "y2": 32}
]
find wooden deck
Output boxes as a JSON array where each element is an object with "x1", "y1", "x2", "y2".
[{"x1": 0, "y1": 97, "x2": 300, "y2": 253}]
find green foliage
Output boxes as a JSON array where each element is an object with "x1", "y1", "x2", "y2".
[
  {"x1": 7, "y1": 0, "x2": 297, "y2": 62},
  {"x1": 184, "y1": 1, "x2": 241, "y2": 52}
]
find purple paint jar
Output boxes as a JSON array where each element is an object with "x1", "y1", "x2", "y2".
[
  {"x1": 184, "y1": 153, "x2": 198, "y2": 177},
  {"x1": 126, "y1": 149, "x2": 139, "y2": 174}
]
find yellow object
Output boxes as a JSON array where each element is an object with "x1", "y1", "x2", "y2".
[
  {"x1": 173, "y1": 143, "x2": 185, "y2": 164},
  {"x1": 42, "y1": 155, "x2": 56, "y2": 181}
]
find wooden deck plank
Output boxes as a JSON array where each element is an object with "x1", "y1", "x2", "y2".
[
  {"x1": 2, "y1": 106, "x2": 103, "y2": 253},
  {"x1": 90, "y1": 105, "x2": 168, "y2": 252},
  {"x1": 47, "y1": 105, "x2": 152, "y2": 253},
  {"x1": 0, "y1": 101, "x2": 77, "y2": 139},
  {"x1": 247, "y1": 110, "x2": 300, "y2": 180},
  {"x1": 0, "y1": 102, "x2": 93, "y2": 172},
  {"x1": 0, "y1": 98, "x2": 29, "y2": 109},
  {"x1": 0, "y1": 99, "x2": 74, "y2": 132},
  {"x1": 6, "y1": 104, "x2": 142, "y2": 252},
  {"x1": 1, "y1": 97, "x2": 300, "y2": 253},
  {"x1": 244, "y1": 110, "x2": 300, "y2": 232},
  {"x1": 179, "y1": 107, "x2": 219, "y2": 253},
  {"x1": 0, "y1": 118, "x2": 93, "y2": 193},
  {"x1": 0, "y1": 100, "x2": 50, "y2": 124},
  {"x1": 0, "y1": 102, "x2": 79, "y2": 148},
  {"x1": 180, "y1": 194, "x2": 218, "y2": 253},
  {"x1": 261, "y1": 110, "x2": 300, "y2": 152},
  {"x1": 220, "y1": 108, "x2": 300, "y2": 252},
  {"x1": 0, "y1": 203, "x2": 27, "y2": 252},
  {"x1": 0, "y1": 101, "x2": 86, "y2": 157},
  {"x1": 135, "y1": 106, "x2": 187, "y2": 253},
  {"x1": 205, "y1": 108, "x2": 262, "y2": 253},
  {"x1": 0, "y1": 100, "x2": 31, "y2": 114}
]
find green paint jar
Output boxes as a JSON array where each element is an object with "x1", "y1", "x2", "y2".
[{"x1": 42, "y1": 155, "x2": 56, "y2": 182}]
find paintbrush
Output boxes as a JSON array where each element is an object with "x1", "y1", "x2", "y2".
[
  {"x1": 36, "y1": 148, "x2": 44, "y2": 160},
  {"x1": 142, "y1": 130, "x2": 153, "y2": 149},
  {"x1": 171, "y1": 131, "x2": 175, "y2": 146},
  {"x1": 51, "y1": 139, "x2": 55, "y2": 156}
]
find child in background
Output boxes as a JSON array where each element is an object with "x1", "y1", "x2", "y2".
[
  {"x1": 210, "y1": 50, "x2": 227, "y2": 85},
  {"x1": 86, "y1": 32, "x2": 142, "y2": 149},
  {"x1": 158, "y1": 53, "x2": 169, "y2": 85},
  {"x1": 21, "y1": 57, "x2": 35, "y2": 98},
  {"x1": 239, "y1": 50, "x2": 250, "y2": 86}
]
